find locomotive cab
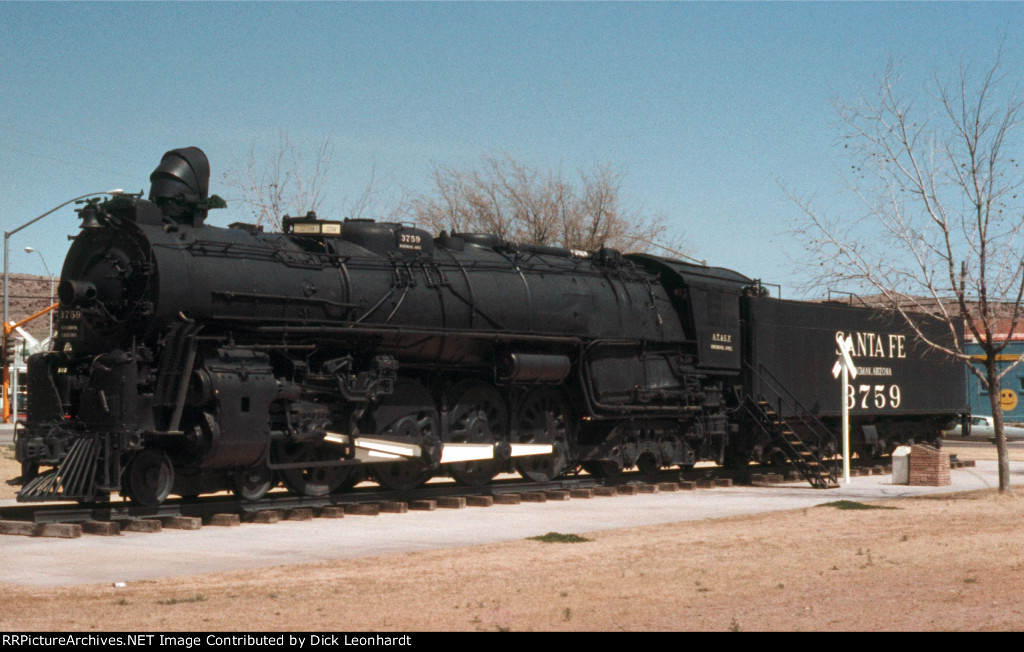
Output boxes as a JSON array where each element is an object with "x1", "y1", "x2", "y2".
[{"x1": 627, "y1": 254, "x2": 751, "y2": 373}]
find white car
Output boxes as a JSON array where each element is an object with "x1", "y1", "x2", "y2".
[{"x1": 943, "y1": 415, "x2": 1024, "y2": 441}]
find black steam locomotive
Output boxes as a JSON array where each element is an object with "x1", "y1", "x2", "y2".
[{"x1": 14, "y1": 148, "x2": 966, "y2": 505}]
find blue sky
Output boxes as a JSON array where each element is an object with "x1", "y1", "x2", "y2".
[{"x1": 1, "y1": 2, "x2": 1022, "y2": 296}]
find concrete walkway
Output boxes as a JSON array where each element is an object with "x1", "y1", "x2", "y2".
[{"x1": 0, "y1": 449, "x2": 1019, "y2": 588}]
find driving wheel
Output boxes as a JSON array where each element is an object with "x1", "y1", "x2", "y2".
[
  {"x1": 274, "y1": 441, "x2": 353, "y2": 497},
  {"x1": 446, "y1": 382, "x2": 509, "y2": 486},
  {"x1": 514, "y1": 388, "x2": 572, "y2": 482}
]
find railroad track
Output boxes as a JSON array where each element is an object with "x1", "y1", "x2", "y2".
[{"x1": 0, "y1": 461, "x2": 900, "y2": 538}]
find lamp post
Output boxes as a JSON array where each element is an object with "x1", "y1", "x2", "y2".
[
  {"x1": 2, "y1": 189, "x2": 122, "y2": 421},
  {"x1": 23, "y1": 247, "x2": 54, "y2": 340},
  {"x1": 3, "y1": 189, "x2": 122, "y2": 331}
]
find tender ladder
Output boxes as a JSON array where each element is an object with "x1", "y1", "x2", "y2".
[{"x1": 743, "y1": 362, "x2": 839, "y2": 489}]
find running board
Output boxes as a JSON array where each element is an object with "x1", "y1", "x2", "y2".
[{"x1": 324, "y1": 432, "x2": 552, "y2": 464}]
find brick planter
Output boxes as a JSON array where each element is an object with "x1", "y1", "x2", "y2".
[{"x1": 908, "y1": 444, "x2": 951, "y2": 486}]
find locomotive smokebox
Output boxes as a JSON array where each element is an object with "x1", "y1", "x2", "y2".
[{"x1": 149, "y1": 146, "x2": 211, "y2": 225}]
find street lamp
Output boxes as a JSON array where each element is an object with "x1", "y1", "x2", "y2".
[
  {"x1": 2, "y1": 189, "x2": 122, "y2": 422},
  {"x1": 23, "y1": 247, "x2": 54, "y2": 340},
  {"x1": 3, "y1": 189, "x2": 122, "y2": 331}
]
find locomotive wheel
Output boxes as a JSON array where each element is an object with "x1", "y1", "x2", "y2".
[
  {"x1": 635, "y1": 452, "x2": 661, "y2": 479},
  {"x1": 339, "y1": 465, "x2": 367, "y2": 491},
  {"x1": 371, "y1": 461, "x2": 434, "y2": 492},
  {"x1": 369, "y1": 400, "x2": 439, "y2": 492},
  {"x1": 632, "y1": 428, "x2": 664, "y2": 478},
  {"x1": 514, "y1": 388, "x2": 572, "y2": 482},
  {"x1": 581, "y1": 459, "x2": 623, "y2": 479},
  {"x1": 722, "y1": 443, "x2": 754, "y2": 470},
  {"x1": 446, "y1": 382, "x2": 509, "y2": 486},
  {"x1": 274, "y1": 441, "x2": 353, "y2": 497},
  {"x1": 124, "y1": 448, "x2": 175, "y2": 507},
  {"x1": 232, "y1": 466, "x2": 275, "y2": 502}
]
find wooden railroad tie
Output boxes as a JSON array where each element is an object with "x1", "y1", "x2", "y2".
[{"x1": 0, "y1": 520, "x2": 82, "y2": 538}]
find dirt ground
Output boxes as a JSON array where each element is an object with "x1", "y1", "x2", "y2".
[{"x1": 1, "y1": 442, "x2": 1023, "y2": 632}]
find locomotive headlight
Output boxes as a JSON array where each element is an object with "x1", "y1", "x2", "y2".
[{"x1": 57, "y1": 279, "x2": 97, "y2": 306}]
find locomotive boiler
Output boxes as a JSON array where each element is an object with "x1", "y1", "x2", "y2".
[{"x1": 13, "y1": 148, "x2": 966, "y2": 506}]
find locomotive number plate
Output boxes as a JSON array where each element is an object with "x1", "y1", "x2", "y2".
[
  {"x1": 398, "y1": 233, "x2": 423, "y2": 251},
  {"x1": 56, "y1": 308, "x2": 83, "y2": 341}
]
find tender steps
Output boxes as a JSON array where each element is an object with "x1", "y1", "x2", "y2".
[{"x1": 749, "y1": 399, "x2": 839, "y2": 489}]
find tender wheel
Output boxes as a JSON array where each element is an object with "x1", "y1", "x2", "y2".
[
  {"x1": 232, "y1": 466, "x2": 275, "y2": 502},
  {"x1": 274, "y1": 442, "x2": 353, "y2": 497},
  {"x1": 761, "y1": 448, "x2": 789, "y2": 467},
  {"x1": 446, "y1": 382, "x2": 509, "y2": 486},
  {"x1": 514, "y1": 388, "x2": 573, "y2": 482},
  {"x1": 855, "y1": 441, "x2": 880, "y2": 465},
  {"x1": 124, "y1": 448, "x2": 174, "y2": 507}
]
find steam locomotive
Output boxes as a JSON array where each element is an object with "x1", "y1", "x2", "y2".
[{"x1": 13, "y1": 148, "x2": 966, "y2": 506}]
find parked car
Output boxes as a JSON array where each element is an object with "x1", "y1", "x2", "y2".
[{"x1": 943, "y1": 415, "x2": 1024, "y2": 441}]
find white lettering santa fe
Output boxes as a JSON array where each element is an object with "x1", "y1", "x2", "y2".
[{"x1": 835, "y1": 331, "x2": 905, "y2": 359}]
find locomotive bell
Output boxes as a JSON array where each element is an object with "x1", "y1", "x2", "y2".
[
  {"x1": 76, "y1": 202, "x2": 102, "y2": 229},
  {"x1": 149, "y1": 147, "x2": 211, "y2": 225}
]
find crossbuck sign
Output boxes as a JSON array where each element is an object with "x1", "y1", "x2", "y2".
[{"x1": 831, "y1": 333, "x2": 857, "y2": 483}]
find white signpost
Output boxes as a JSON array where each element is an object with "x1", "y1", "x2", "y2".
[{"x1": 831, "y1": 333, "x2": 857, "y2": 484}]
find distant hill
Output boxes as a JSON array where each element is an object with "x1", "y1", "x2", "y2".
[{"x1": 2, "y1": 273, "x2": 57, "y2": 342}]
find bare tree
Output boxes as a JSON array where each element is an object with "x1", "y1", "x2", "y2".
[
  {"x1": 408, "y1": 154, "x2": 689, "y2": 256},
  {"x1": 222, "y1": 134, "x2": 387, "y2": 232},
  {"x1": 220, "y1": 134, "x2": 334, "y2": 230},
  {"x1": 793, "y1": 51, "x2": 1024, "y2": 492}
]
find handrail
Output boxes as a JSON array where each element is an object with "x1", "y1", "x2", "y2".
[
  {"x1": 746, "y1": 361, "x2": 837, "y2": 452},
  {"x1": 743, "y1": 360, "x2": 838, "y2": 487}
]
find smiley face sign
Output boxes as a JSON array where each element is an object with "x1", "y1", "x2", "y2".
[{"x1": 1000, "y1": 388, "x2": 1018, "y2": 412}]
